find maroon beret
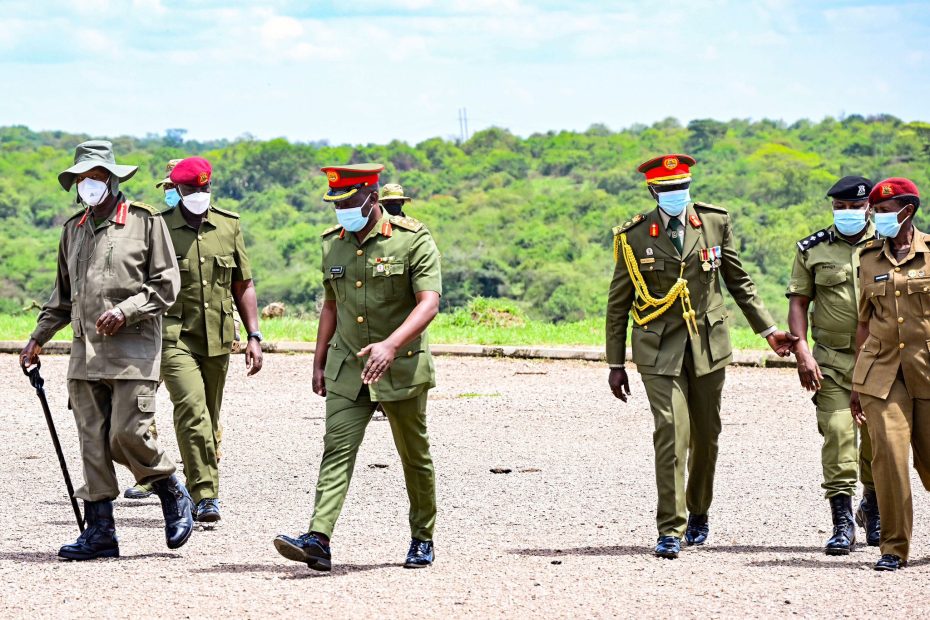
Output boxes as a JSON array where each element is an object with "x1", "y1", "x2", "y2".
[
  {"x1": 170, "y1": 157, "x2": 212, "y2": 187},
  {"x1": 869, "y1": 177, "x2": 920, "y2": 205}
]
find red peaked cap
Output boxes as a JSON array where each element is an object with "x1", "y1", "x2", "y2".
[
  {"x1": 170, "y1": 157, "x2": 212, "y2": 187},
  {"x1": 637, "y1": 154, "x2": 696, "y2": 185},
  {"x1": 869, "y1": 177, "x2": 920, "y2": 205}
]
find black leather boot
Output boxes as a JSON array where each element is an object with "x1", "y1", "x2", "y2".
[
  {"x1": 685, "y1": 514, "x2": 710, "y2": 546},
  {"x1": 58, "y1": 500, "x2": 119, "y2": 560},
  {"x1": 856, "y1": 489, "x2": 881, "y2": 547},
  {"x1": 151, "y1": 475, "x2": 194, "y2": 550},
  {"x1": 825, "y1": 494, "x2": 856, "y2": 555}
]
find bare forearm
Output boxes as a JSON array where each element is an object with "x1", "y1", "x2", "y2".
[
  {"x1": 787, "y1": 296, "x2": 812, "y2": 354},
  {"x1": 385, "y1": 291, "x2": 440, "y2": 349},
  {"x1": 232, "y1": 279, "x2": 260, "y2": 333},
  {"x1": 314, "y1": 301, "x2": 337, "y2": 370}
]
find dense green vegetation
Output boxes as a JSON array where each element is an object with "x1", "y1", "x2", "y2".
[{"x1": 2, "y1": 116, "x2": 928, "y2": 334}]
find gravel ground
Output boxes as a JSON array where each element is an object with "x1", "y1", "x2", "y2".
[{"x1": 2, "y1": 353, "x2": 929, "y2": 618}]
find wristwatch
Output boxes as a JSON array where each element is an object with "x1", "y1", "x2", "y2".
[{"x1": 248, "y1": 331, "x2": 263, "y2": 343}]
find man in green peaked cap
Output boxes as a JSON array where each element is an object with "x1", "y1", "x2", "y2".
[{"x1": 274, "y1": 163, "x2": 442, "y2": 572}]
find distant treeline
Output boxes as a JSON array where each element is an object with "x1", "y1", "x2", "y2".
[{"x1": 1, "y1": 116, "x2": 929, "y2": 325}]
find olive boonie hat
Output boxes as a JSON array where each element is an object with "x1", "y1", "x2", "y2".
[
  {"x1": 58, "y1": 140, "x2": 138, "y2": 191},
  {"x1": 380, "y1": 183, "x2": 411, "y2": 202},
  {"x1": 155, "y1": 158, "x2": 184, "y2": 188}
]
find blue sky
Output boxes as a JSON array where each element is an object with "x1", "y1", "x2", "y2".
[{"x1": 1, "y1": 0, "x2": 927, "y2": 144}]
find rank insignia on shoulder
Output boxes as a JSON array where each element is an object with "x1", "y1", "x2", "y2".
[
  {"x1": 874, "y1": 274, "x2": 889, "y2": 282},
  {"x1": 796, "y1": 228, "x2": 830, "y2": 252}
]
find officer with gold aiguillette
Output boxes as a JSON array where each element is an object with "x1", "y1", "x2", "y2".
[
  {"x1": 606, "y1": 154, "x2": 797, "y2": 559},
  {"x1": 274, "y1": 163, "x2": 442, "y2": 572}
]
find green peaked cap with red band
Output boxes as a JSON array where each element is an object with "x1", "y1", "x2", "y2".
[
  {"x1": 637, "y1": 154, "x2": 696, "y2": 186},
  {"x1": 320, "y1": 163, "x2": 384, "y2": 202}
]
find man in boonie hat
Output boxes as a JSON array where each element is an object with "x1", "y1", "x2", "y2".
[
  {"x1": 274, "y1": 163, "x2": 443, "y2": 572},
  {"x1": 155, "y1": 158, "x2": 184, "y2": 209},
  {"x1": 19, "y1": 140, "x2": 193, "y2": 560},
  {"x1": 380, "y1": 183, "x2": 412, "y2": 217}
]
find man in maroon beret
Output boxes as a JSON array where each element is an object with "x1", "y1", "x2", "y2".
[
  {"x1": 851, "y1": 177, "x2": 930, "y2": 571},
  {"x1": 159, "y1": 156, "x2": 263, "y2": 527}
]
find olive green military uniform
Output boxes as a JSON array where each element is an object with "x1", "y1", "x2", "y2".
[
  {"x1": 160, "y1": 205, "x2": 252, "y2": 504},
  {"x1": 855, "y1": 230, "x2": 930, "y2": 562},
  {"x1": 606, "y1": 202, "x2": 775, "y2": 537},
  {"x1": 311, "y1": 214, "x2": 441, "y2": 540},
  {"x1": 787, "y1": 225, "x2": 875, "y2": 498},
  {"x1": 31, "y1": 197, "x2": 180, "y2": 501}
]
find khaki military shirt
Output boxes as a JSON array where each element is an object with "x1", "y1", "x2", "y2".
[
  {"x1": 321, "y1": 215, "x2": 442, "y2": 402},
  {"x1": 787, "y1": 223, "x2": 876, "y2": 389},
  {"x1": 161, "y1": 205, "x2": 252, "y2": 357},
  {"x1": 853, "y1": 229, "x2": 930, "y2": 399},
  {"x1": 606, "y1": 202, "x2": 775, "y2": 378},
  {"x1": 32, "y1": 197, "x2": 180, "y2": 381}
]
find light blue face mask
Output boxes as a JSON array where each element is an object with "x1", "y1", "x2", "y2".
[
  {"x1": 656, "y1": 188, "x2": 690, "y2": 217},
  {"x1": 335, "y1": 194, "x2": 372, "y2": 232},
  {"x1": 874, "y1": 210, "x2": 910, "y2": 238},
  {"x1": 164, "y1": 188, "x2": 181, "y2": 208},
  {"x1": 833, "y1": 208, "x2": 867, "y2": 236}
]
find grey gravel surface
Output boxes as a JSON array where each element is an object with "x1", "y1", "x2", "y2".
[{"x1": 1, "y1": 353, "x2": 928, "y2": 618}]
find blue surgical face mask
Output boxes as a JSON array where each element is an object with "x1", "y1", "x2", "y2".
[
  {"x1": 656, "y1": 188, "x2": 690, "y2": 217},
  {"x1": 874, "y1": 210, "x2": 910, "y2": 238},
  {"x1": 335, "y1": 194, "x2": 372, "y2": 232},
  {"x1": 833, "y1": 208, "x2": 867, "y2": 236},
  {"x1": 164, "y1": 188, "x2": 181, "y2": 208}
]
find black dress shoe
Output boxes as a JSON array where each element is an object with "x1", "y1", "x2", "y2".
[
  {"x1": 274, "y1": 532, "x2": 332, "y2": 571},
  {"x1": 874, "y1": 554, "x2": 905, "y2": 571},
  {"x1": 58, "y1": 500, "x2": 119, "y2": 561},
  {"x1": 151, "y1": 475, "x2": 194, "y2": 550},
  {"x1": 194, "y1": 498, "x2": 221, "y2": 524},
  {"x1": 856, "y1": 490, "x2": 881, "y2": 547},
  {"x1": 654, "y1": 536, "x2": 681, "y2": 559},
  {"x1": 825, "y1": 495, "x2": 856, "y2": 556},
  {"x1": 404, "y1": 539, "x2": 434, "y2": 568},
  {"x1": 685, "y1": 514, "x2": 709, "y2": 546},
  {"x1": 123, "y1": 483, "x2": 153, "y2": 500}
]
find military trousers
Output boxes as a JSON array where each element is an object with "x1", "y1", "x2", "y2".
[
  {"x1": 814, "y1": 375, "x2": 874, "y2": 498},
  {"x1": 641, "y1": 351, "x2": 725, "y2": 538},
  {"x1": 860, "y1": 372, "x2": 930, "y2": 562},
  {"x1": 67, "y1": 378, "x2": 175, "y2": 501},
  {"x1": 161, "y1": 341, "x2": 229, "y2": 504},
  {"x1": 310, "y1": 387, "x2": 435, "y2": 541}
]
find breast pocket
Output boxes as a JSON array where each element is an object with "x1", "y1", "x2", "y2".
[
  {"x1": 863, "y1": 281, "x2": 887, "y2": 317},
  {"x1": 814, "y1": 268, "x2": 848, "y2": 288},
  {"x1": 214, "y1": 255, "x2": 237, "y2": 286},
  {"x1": 371, "y1": 258, "x2": 406, "y2": 301},
  {"x1": 641, "y1": 258, "x2": 666, "y2": 291},
  {"x1": 907, "y1": 277, "x2": 930, "y2": 316},
  {"x1": 327, "y1": 270, "x2": 346, "y2": 301}
]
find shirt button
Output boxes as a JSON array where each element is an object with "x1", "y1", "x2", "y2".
[
  {"x1": 898, "y1": 317, "x2": 905, "y2": 324},
  {"x1": 900, "y1": 342, "x2": 905, "y2": 349},
  {"x1": 356, "y1": 249, "x2": 364, "y2": 256},
  {"x1": 200, "y1": 257, "x2": 205, "y2": 263},
  {"x1": 357, "y1": 316, "x2": 364, "y2": 324},
  {"x1": 895, "y1": 290, "x2": 901, "y2": 297},
  {"x1": 202, "y1": 280, "x2": 208, "y2": 286},
  {"x1": 198, "y1": 234, "x2": 204, "y2": 241},
  {"x1": 356, "y1": 281, "x2": 363, "y2": 288},
  {"x1": 895, "y1": 267, "x2": 901, "y2": 272},
  {"x1": 204, "y1": 302, "x2": 210, "y2": 309},
  {"x1": 407, "y1": 351, "x2": 413, "y2": 357}
]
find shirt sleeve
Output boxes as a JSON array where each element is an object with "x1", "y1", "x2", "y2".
[
  {"x1": 858, "y1": 261, "x2": 874, "y2": 323},
  {"x1": 786, "y1": 249, "x2": 814, "y2": 298},
  {"x1": 321, "y1": 241, "x2": 336, "y2": 301},
  {"x1": 409, "y1": 230, "x2": 442, "y2": 295},
  {"x1": 31, "y1": 228, "x2": 72, "y2": 345},
  {"x1": 232, "y1": 219, "x2": 252, "y2": 281},
  {"x1": 115, "y1": 215, "x2": 180, "y2": 324}
]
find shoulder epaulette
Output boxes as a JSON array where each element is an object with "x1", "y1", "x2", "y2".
[
  {"x1": 860, "y1": 238, "x2": 883, "y2": 253},
  {"x1": 391, "y1": 215, "x2": 424, "y2": 232},
  {"x1": 796, "y1": 228, "x2": 834, "y2": 252},
  {"x1": 128, "y1": 201, "x2": 160, "y2": 216},
  {"x1": 64, "y1": 208, "x2": 86, "y2": 225},
  {"x1": 210, "y1": 205, "x2": 240, "y2": 219},
  {"x1": 692, "y1": 201, "x2": 727, "y2": 213},
  {"x1": 612, "y1": 213, "x2": 647, "y2": 236},
  {"x1": 321, "y1": 224, "x2": 343, "y2": 238}
]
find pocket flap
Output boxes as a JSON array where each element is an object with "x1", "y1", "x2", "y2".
[
  {"x1": 907, "y1": 277, "x2": 930, "y2": 294},
  {"x1": 371, "y1": 260, "x2": 405, "y2": 277},
  {"x1": 641, "y1": 259, "x2": 665, "y2": 272},
  {"x1": 165, "y1": 303, "x2": 183, "y2": 319},
  {"x1": 222, "y1": 298, "x2": 234, "y2": 313},
  {"x1": 177, "y1": 257, "x2": 190, "y2": 272},
  {"x1": 137, "y1": 394, "x2": 155, "y2": 414},
  {"x1": 864, "y1": 282, "x2": 886, "y2": 299},
  {"x1": 706, "y1": 304, "x2": 728, "y2": 326},
  {"x1": 814, "y1": 270, "x2": 848, "y2": 286},
  {"x1": 215, "y1": 254, "x2": 237, "y2": 268}
]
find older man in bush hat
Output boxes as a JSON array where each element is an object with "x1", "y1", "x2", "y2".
[{"x1": 19, "y1": 140, "x2": 193, "y2": 560}]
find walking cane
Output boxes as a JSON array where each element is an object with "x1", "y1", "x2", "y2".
[{"x1": 22, "y1": 360, "x2": 84, "y2": 532}]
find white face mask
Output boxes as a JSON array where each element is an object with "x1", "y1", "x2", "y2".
[
  {"x1": 181, "y1": 192, "x2": 211, "y2": 214},
  {"x1": 77, "y1": 178, "x2": 109, "y2": 206}
]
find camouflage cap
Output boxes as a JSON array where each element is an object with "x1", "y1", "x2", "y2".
[
  {"x1": 155, "y1": 158, "x2": 184, "y2": 188},
  {"x1": 380, "y1": 183, "x2": 411, "y2": 202}
]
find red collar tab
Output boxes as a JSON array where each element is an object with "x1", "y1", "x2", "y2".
[
  {"x1": 114, "y1": 201, "x2": 128, "y2": 226},
  {"x1": 381, "y1": 220, "x2": 393, "y2": 237},
  {"x1": 339, "y1": 228, "x2": 346, "y2": 240},
  {"x1": 77, "y1": 209, "x2": 89, "y2": 227},
  {"x1": 689, "y1": 214, "x2": 702, "y2": 228},
  {"x1": 649, "y1": 222, "x2": 659, "y2": 238}
]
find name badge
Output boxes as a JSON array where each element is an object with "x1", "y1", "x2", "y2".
[
  {"x1": 329, "y1": 266, "x2": 345, "y2": 278},
  {"x1": 874, "y1": 274, "x2": 889, "y2": 282},
  {"x1": 640, "y1": 257, "x2": 655, "y2": 264}
]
